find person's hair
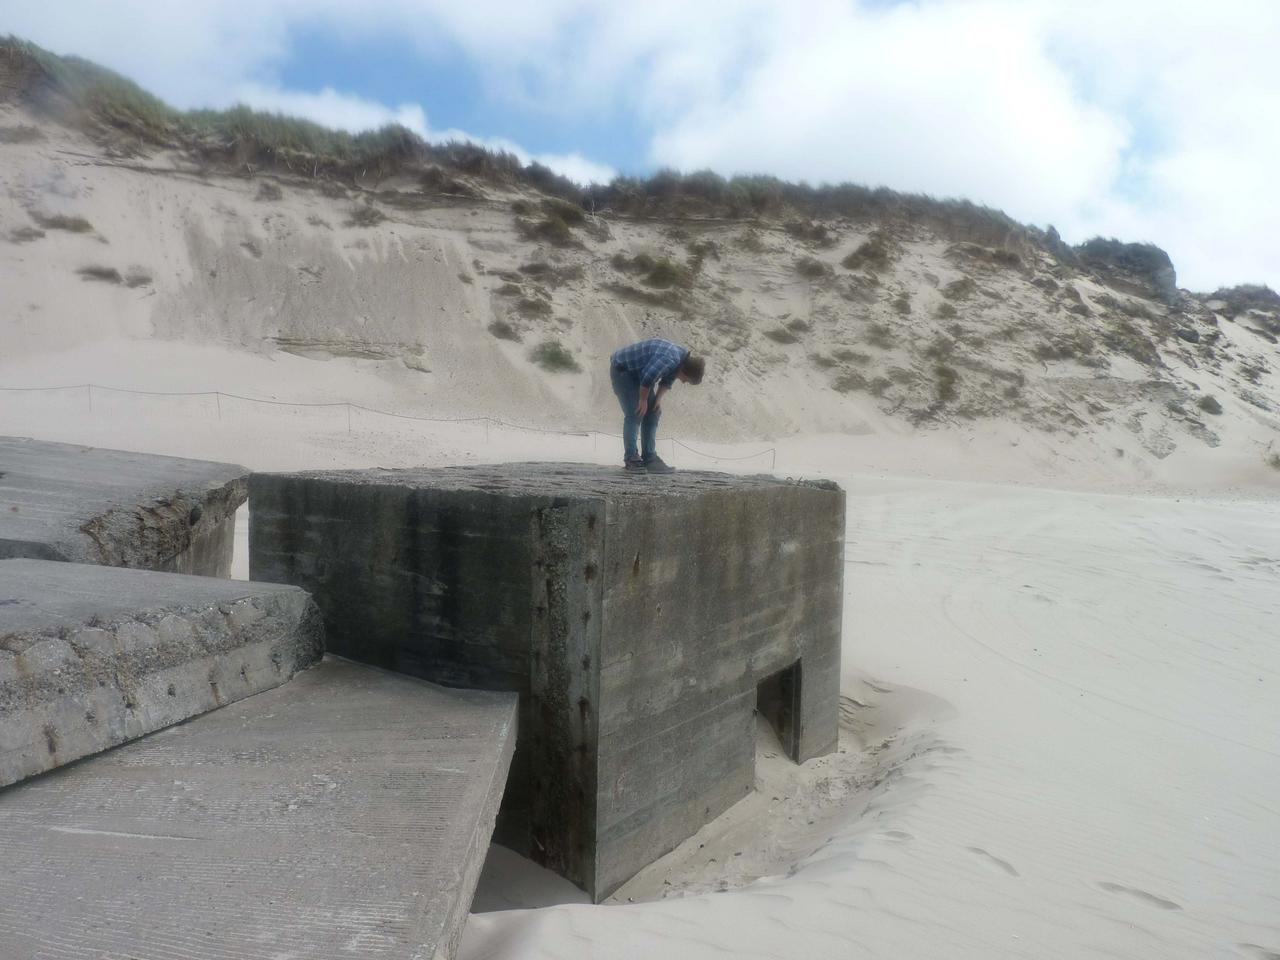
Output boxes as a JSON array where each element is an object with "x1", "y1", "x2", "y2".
[{"x1": 681, "y1": 354, "x2": 705, "y2": 385}]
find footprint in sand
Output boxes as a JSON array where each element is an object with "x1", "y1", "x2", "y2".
[
  {"x1": 1097, "y1": 881, "x2": 1181, "y2": 910},
  {"x1": 966, "y1": 846, "x2": 1020, "y2": 877}
]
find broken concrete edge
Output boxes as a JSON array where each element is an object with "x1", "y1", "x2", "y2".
[
  {"x1": 0, "y1": 565, "x2": 323, "y2": 790},
  {"x1": 0, "y1": 436, "x2": 249, "y2": 575},
  {"x1": 76, "y1": 474, "x2": 248, "y2": 572},
  {"x1": 432, "y1": 686, "x2": 521, "y2": 960}
]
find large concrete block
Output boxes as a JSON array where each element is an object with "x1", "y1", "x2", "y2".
[
  {"x1": 0, "y1": 558, "x2": 322, "y2": 788},
  {"x1": 251, "y1": 463, "x2": 844, "y2": 899},
  {"x1": 0, "y1": 656, "x2": 518, "y2": 960},
  {"x1": 0, "y1": 436, "x2": 248, "y2": 576}
]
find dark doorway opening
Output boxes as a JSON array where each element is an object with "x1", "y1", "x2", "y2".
[{"x1": 756, "y1": 660, "x2": 802, "y2": 762}]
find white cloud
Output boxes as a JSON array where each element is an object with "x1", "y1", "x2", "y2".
[{"x1": 6, "y1": 0, "x2": 1279, "y2": 287}]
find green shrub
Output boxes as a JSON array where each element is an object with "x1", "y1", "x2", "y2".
[
  {"x1": 764, "y1": 327, "x2": 799, "y2": 344},
  {"x1": 0, "y1": 124, "x2": 43, "y2": 143},
  {"x1": 935, "y1": 364, "x2": 960, "y2": 403},
  {"x1": 865, "y1": 323, "x2": 894, "y2": 349},
  {"x1": 785, "y1": 219, "x2": 835, "y2": 247},
  {"x1": 1268, "y1": 453, "x2": 1280, "y2": 470},
  {"x1": 796, "y1": 256, "x2": 830, "y2": 279},
  {"x1": 833, "y1": 348, "x2": 870, "y2": 364},
  {"x1": 942, "y1": 277, "x2": 976, "y2": 300},
  {"x1": 924, "y1": 335, "x2": 956, "y2": 360},
  {"x1": 868, "y1": 376, "x2": 892, "y2": 396},
  {"x1": 841, "y1": 233, "x2": 892, "y2": 271},
  {"x1": 810, "y1": 354, "x2": 837, "y2": 369},
  {"x1": 541, "y1": 197, "x2": 586, "y2": 225},
  {"x1": 346, "y1": 204, "x2": 385, "y2": 227},
  {"x1": 511, "y1": 199, "x2": 533, "y2": 215},
  {"x1": 936, "y1": 302, "x2": 957, "y2": 319},
  {"x1": 124, "y1": 271, "x2": 152, "y2": 288},
  {"x1": 255, "y1": 181, "x2": 283, "y2": 201},
  {"x1": 488, "y1": 320, "x2": 521, "y2": 341},
  {"x1": 32, "y1": 212, "x2": 93, "y2": 233},
  {"x1": 645, "y1": 258, "x2": 691, "y2": 288},
  {"x1": 833, "y1": 371, "x2": 867, "y2": 393},
  {"x1": 529, "y1": 339, "x2": 580, "y2": 372},
  {"x1": 1210, "y1": 284, "x2": 1280, "y2": 319},
  {"x1": 9, "y1": 226, "x2": 44, "y2": 243},
  {"x1": 518, "y1": 215, "x2": 576, "y2": 247},
  {"x1": 687, "y1": 238, "x2": 719, "y2": 260},
  {"x1": 1197, "y1": 395, "x2": 1223, "y2": 415},
  {"x1": 77, "y1": 265, "x2": 122, "y2": 283},
  {"x1": 517, "y1": 297, "x2": 552, "y2": 317},
  {"x1": 893, "y1": 293, "x2": 911, "y2": 315}
]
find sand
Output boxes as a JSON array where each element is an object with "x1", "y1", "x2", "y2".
[{"x1": 2, "y1": 103, "x2": 1278, "y2": 960}]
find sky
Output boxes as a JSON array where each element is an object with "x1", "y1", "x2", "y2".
[{"x1": 4, "y1": 0, "x2": 1277, "y2": 291}]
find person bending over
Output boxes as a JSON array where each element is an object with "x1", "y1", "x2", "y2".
[{"x1": 609, "y1": 338, "x2": 705, "y2": 473}]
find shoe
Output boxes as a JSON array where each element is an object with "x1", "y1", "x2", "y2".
[
  {"x1": 643, "y1": 455, "x2": 675, "y2": 474},
  {"x1": 624, "y1": 458, "x2": 646, "y2": 472}
]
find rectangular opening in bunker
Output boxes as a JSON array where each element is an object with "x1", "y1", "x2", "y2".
[{"x1": 756, "y1": 660, "x2": 803, "y2": 763}]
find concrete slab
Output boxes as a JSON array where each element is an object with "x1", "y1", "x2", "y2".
[
  {"x1": 0, "y1": 436, "x2": 248, "y2": 576},
  {"x1": 0, "y1": 558, "x2": 322, "y2": 788},
  {"x1": 250, "y1": 462, "x2": 845, "y2": 899},
  {"x1": 0, "y1": 656, "x2": 518, "y2": 960}
]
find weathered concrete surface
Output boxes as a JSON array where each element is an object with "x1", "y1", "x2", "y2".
[
  {"x1": 0, "y1": 656, "x2": 518, "y2": 960},
  {"x1": 0, "y1": 558, "x2": 322, "y2": 788},
  {"x1": 251, "y1": 462, "x2": 844, "y2": 900},
  {"x1": 0, "y1": 436, "x2": 248, "y2": 576}
]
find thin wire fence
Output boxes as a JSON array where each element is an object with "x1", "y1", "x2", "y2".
[{"x1": 0, "y1": 382, "x2": 778, "y2": 469}]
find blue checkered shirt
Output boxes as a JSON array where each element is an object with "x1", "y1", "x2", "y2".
[{"x1": 611, "y1": 338, "x2": 689, "y2": 388}]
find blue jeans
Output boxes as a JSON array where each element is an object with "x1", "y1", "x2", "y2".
[{"x1": 610, "y1": 364, "x2": 661, "y2": 462}]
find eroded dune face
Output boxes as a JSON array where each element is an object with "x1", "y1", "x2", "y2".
[{"x1": 2, "y1": 102, "x2": 1279, "y2": 483}]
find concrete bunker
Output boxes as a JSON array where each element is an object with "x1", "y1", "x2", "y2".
[{"x1": 250, "y1": 462, "x2": 845, "y2": 900}]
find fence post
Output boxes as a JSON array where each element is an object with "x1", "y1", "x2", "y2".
[
  {"x1": 215, "y1": 393, "x2": 222, "y2": 421},
  {"x1": 86, "y1": 384, "x2": 92, "y2": 415},
  {"x1": 346, "y1": 404, "x2": 352, "y2": 434}
]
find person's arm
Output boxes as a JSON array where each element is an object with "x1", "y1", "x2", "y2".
[
  {"x1": 638, "y1": 349, "x2": 680, "y2": 412},
  {"x1": 653, "y1": 382, "x2": 670, "y2": 410}
]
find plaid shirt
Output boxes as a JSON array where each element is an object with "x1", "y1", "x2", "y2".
[{"x1": 611, "y1": 338, "x2": 689, "y2": 388}]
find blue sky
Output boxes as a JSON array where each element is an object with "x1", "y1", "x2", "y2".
[
  {"x1": 277, "y1": 24, "x2": 648, "y2": 170},
  {"x1": 4, "y1": 0, "x2": 1278, "y2": 289}
]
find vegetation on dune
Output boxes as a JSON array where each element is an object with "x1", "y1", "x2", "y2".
[
  {"x1": 0, "y1": 36, "x2": 1029, "y2": 241},
  {"x1": 841, "y1": 232, "x2": 894, "y2": 271},
  {"x1": 0, "y1": 123, "x2": 42, "y2": 142},
  {"x1": 488, "y1": 320, "x2": 521, "y2": 342},
  {"x1": 529, "y1": 339, "x2": 581, "y2": 373},
  {"x1": 77, "y1": 265, "x2": 123, "y2": 283},
  {"x1": 31, "y1": 211, "x2": 93, "y2": 233},
  {"x1": 1075, "y1": 237, "x2": 1173, "y2": 278},
  {"x1": 795, "y1": 256, "x2": 830, "y2": 279}
]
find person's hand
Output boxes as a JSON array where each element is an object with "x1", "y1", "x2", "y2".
[
  {"x1": 635, "y1": 397, "x2": 648, "y2": 417},
  {"x1": 652, "y1": 396, "x2": 662, "y2": 412}
]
